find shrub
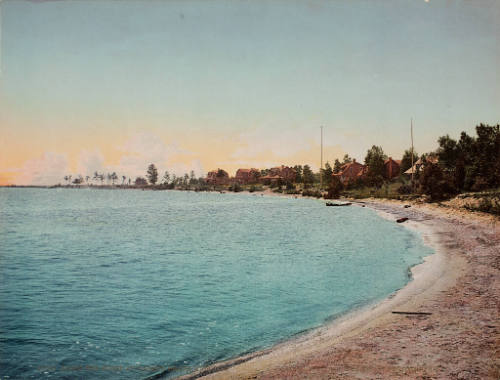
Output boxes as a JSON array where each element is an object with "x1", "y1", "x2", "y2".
[
  {"x1": 419, "y1": 163, "x2": 456, "y2": 201},
  {"x1": 302, "y1": 189, "x2": 322, "y2": 198},
  {"x1": 228, "y1": 183, "x2": 243, "y2": 192},
  {"x1": 397, "y1": 184, "x2": 413, "y2": 194},
  {"x1": 325, "y1": 176, "x2": 343, "y2": 199}
]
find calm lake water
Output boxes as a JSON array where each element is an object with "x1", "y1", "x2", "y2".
[{"x1": 0, "y1": 188, "x2": 433, "y2": 379}]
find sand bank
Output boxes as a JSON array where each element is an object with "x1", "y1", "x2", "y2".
[{"x1": 177, "y1": 198, "x2": 499, "y2": 380}]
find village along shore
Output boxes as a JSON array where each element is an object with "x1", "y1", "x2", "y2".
[{"x1": 6, "y1": 123, "x2": 498, "y2": 218}]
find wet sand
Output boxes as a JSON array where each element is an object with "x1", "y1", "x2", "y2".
[{"x1": 176, "y1": 198, "x2": 499, "y2": 380}]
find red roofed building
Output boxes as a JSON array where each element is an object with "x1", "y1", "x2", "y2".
[
  {"x1": 384, "y1": 157, "x2": 401, "y2": 179},
  {"x1": 205, "y1": 169, "x2": 229, "y2": 185},
  {"x1": 266, "y1": 165, "x2": 296, "y2": 182},
  {"x1": 333, "y1": 159, "x2": 366, "y2": 184},
  {"x1": 234, "y1": 168, "x2": 260, "y2": 184}
]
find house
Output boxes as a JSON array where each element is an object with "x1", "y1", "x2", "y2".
[
  {"x1": 259, "y1": 175, "x2": 284, "y2": 185},
  {"x1": 404, "y1": 156, "x2": 438, "y2": 176},
  {"x1": 333, "y1": 159, "x2": 366, "y2": 184},
  {"x1": 264, "y1": 165, "x2": 296, "y2": 183},
  {"x1": 384, "y1": 157, "x2": 401, "y2": 179},
  {"x1": 205, "y1": 169, "x2": 230, "y2": 185},
  {"x1": 234, "y1": 168, "x2": 260, "y2": 184}
]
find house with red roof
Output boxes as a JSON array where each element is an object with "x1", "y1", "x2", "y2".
[
  {"x1": 234, "y1": 168, "x2": 260, "y2": 184},
  {"x1": 205, "y1": 169, "x2": 230, "y2": 185},
  {"x1": 260, "y1": 165, "x2": 296, "y2": 184},
  {"x1": 333, "y1": 159, "x2": 367, "y2": 185},
  {"x1": 384, "y1": 157, "x2": 401, "y2": 179}
]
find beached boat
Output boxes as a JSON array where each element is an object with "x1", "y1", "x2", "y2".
[{"x1": 326, "y1": 202, "x2": 352, "y2": 207}]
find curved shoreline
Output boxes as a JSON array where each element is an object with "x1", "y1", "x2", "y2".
[{"x1": 173, "y1": 198, "x2": 497, "y2": 380}]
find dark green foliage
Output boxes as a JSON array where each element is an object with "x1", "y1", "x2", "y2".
[
  {"x1": 325, "y1": 175, "x2": 343, "y2": 199},
  {"x1": 342, "y1": 154, "x2": 352, "y2": 164},
  {"x1": 437, "y1": 124, "x2": 500, "y2": 192},
  {"x1": 364, "y1": 145, "x2": 387, "y2": 187},
  {"x1": 302, "y1": 189, "x2": 322, "y2": 198},
  {"x1": 437, "y1": 135, "x2": 459, "y2": 170},
  {"x1": 333, "y1": 159, "x2": 342, "y2": 174},
  {"x1": 146, "y1": 164, "x2": 158, "y2": 185},
  {"x1": 228, "y1": 183, "x2": 243, "y2": 192},
  {"x1": 397, "y1": 184, "x2": 413, "y2": 194},
  {"x1": 248, "y1": 184, "x2": 263, "y2": 193},
  {"x1": 135, "y1": 177, "x2": 148, "y2": 186},
  {"x1": 293, "y1": 165, "x2": 303, "y2": 183},
  {"x1": 321, "y1": 162, "x2": 333, "y2": 188},
  {"x1": 400, "y1": 149, "x2": 418, "y2": 175},
  {"x1": 419, "y1": 163, "x2": 456, "y2": 201},
  {"x1": 302, "y1": 165, "x2": 314, "y2": 188}
]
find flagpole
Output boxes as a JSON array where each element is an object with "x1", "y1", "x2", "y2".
[
  {"x1": 411, "y1": 118, "x2": 414, "y2": 190},
  {"x1": 320, "y1": 126, "x2": 323, "y2": 190}
]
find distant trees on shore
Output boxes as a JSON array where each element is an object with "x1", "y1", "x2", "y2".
[
  {"x1": 57, "y1": 123, "x2": 499, "y2": 207},
  {"x1": 146, "y1": 164, "x2": 158, "y2": 185}
]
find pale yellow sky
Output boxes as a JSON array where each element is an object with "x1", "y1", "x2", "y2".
[{"x1": 1, "y1": 0, "x2": 499, "y2": 185}]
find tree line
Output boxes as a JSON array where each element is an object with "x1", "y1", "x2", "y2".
[{"x1": 61, "y1": 123, "x2": 499, "y2": 203}]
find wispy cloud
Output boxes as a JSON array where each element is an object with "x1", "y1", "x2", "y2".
[{"x1": 13, "y1": 152, "x2": 69, "y2": 186}]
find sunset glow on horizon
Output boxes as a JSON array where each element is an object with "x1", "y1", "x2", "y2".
[{"x1": 1, "y1": 0, "x2": 499, "y2": 185}]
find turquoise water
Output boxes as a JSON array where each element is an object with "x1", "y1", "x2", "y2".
[{"x1": 0, "y1": 188, "x2": 433, "y2": 379}]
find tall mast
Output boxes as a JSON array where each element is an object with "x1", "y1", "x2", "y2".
[
  {"x1": 411, "y1": 118, "x2": 414, "y2": 188},
  {"x1": 320, "y1": 126, "x2": 323, "y2": 190}
]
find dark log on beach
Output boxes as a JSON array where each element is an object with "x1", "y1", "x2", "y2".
[
  {"x1": 392, "y1": 311, "x2": 432, "y2": 315},
  {"x1": 404, "y1": 205, "x2": 411, "y2": 208},
  {"x1": 396, "y1": 217, "x2": 409, "y2": 223}
]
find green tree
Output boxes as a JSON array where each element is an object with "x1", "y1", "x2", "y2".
[
  {"x1": 473, "y1": 123, "x2": 500, "y2": 188},
  {"x1": 302, "y1": 165, "x2": 314, "y2": 188},
  {"x1": 146, "y1": 164, "x2": 158, "y2": 185},
  {"x1": 189, "y1": 170, "x2": 197, "y2": 185},
  {"x1": 135, "y1": 177, "x2": 148, "y2": 186},
  {"x1": 293, "y1": 165, "x2": 303, "y2": 183},
  {"x1": 437, "y1": 135, "x2": 458, "y2": 170},
  {"x1": 364, "y1": 145, "x2": 387, "y2": 186},
  {"x1": 333, "y1": 159, "x2": 342, "y2": 174},
  {"x1": 342, "y1": 154, "x2": 352, "y2": 164},
  {"x1": 400, "y1": 149, "x2": 418, "y2": 175},
  {"x1": 321, "y1": 162, "x2": 333, "y2": 188},
  {"x1": 72, "y1": 175, "x2": 83, "y2": 185},
  {"x1": 419, "y1": 163, "x2": 456, "y2": 201},
  {"x1": 326, "y1": 175, "x2": 343, "y2": 199},
  {"x1": 162, "y1": 171, "x2": 171, "y2": 184},
  {"x1": 216, "y1": 169, "x2": 227, "y2": 178}
]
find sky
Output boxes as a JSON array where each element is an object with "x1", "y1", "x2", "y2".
[{"x1": 0, "y1": 0, "x2": 499, "y2": 185}]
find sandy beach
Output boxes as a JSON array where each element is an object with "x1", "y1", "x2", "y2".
[{"x1": 177, "y1": 198, "x2": 499, "y2": 380}]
